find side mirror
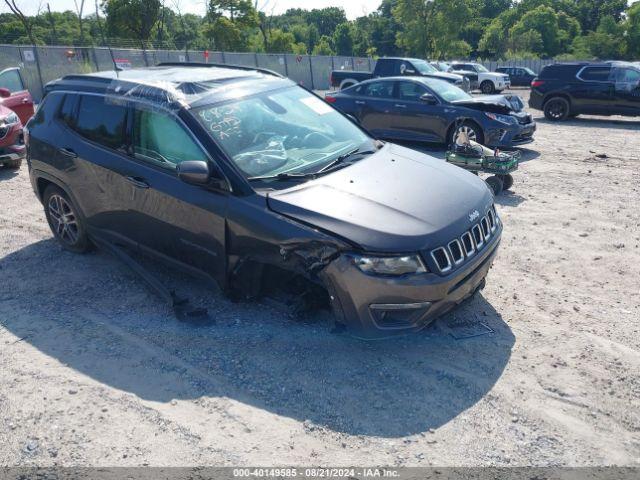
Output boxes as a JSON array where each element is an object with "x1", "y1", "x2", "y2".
[
  {"x1": 420, "y1": 93, "x2": 437, "y2": 105},
  {"x1": 0, "y1": 88, "x2": 10, "y2": 98},
  {"x1": 177, "y1": 160, "x2": 210, "y2": 185}
]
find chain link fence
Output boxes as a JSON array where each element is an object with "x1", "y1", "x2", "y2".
[{"x1": 0, "y1": 44, "x2": 565, "y2": 102}]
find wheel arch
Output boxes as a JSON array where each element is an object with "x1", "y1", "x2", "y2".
[
  {"x1": 339, "y1": 79, "x2": 358, "y2": 90},
  {"x1": 542, "y1": 92, "x2": 572, "y2": 109},
  {"x1": 33, "y1": 170, "x2": 87, "y2": 219}
]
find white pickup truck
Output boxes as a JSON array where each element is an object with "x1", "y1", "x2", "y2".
[{"x1": 450, "y1": 62, "x2": 511, "y2": 94}]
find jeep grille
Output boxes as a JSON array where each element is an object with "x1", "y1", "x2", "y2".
[{"x1": 426, "y1": 205, "x2": 499, "y2": 274}]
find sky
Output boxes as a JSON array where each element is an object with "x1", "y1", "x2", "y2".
[{"x1": 0, "y1": 0, "x2": 382, "y2": 20}]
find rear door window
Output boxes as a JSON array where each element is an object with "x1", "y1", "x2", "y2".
[
  {"x1": 132, "y1": 107, "x2": 207, "y2": 169},
  {"x1": 0, "y1": 69, "x2": 24, "y2": 92},
  {"x1": 58, "y1": 94, "x2": 77, "y2": 128},
  {"x1": 362, "y1": 81, "x2": 394, "y2": 99},
  {"x1": 75, "y1": 95, "x2": 128, "y2": 151},
  {"x1": 579, "y1": 66, "x2": 612, "y2": 82}
]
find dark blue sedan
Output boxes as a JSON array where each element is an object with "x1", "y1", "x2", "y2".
[{"x1": 325, "y1": 77, "x2": 536, "y2": 147}]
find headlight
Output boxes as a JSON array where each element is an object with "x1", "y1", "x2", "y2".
[
  {"x1": 350, "y1": 254, "x2": 428, "y2": 276},
  {"x1": 4, "y1": 112, "x2": 19, "y2": 125},
  {"x1": 485, "y1": 112, "x2": 516, "y2": 125}
]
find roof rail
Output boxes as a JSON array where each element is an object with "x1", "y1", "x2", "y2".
[{"x1": 156, "y1": 62, "x2": 283, "y2": 78}]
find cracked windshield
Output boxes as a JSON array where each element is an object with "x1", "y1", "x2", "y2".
[{"x1": 194, "y1": 87, "x2": 374, "y2": 180}]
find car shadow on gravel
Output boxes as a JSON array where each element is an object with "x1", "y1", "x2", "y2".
[
  {"x1": 1, "y1": 239, "x2": 515, "y2": 438},
  {"x1": 0, "y1": 167, "x2": 19, "y2": 181}
]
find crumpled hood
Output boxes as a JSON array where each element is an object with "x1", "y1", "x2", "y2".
[
  {"x1": 452, "y1": 94, "x2": 525, "y2": 114},
  {"x1": 267, "y1": 143, "x2": 493, "y2": 252}
]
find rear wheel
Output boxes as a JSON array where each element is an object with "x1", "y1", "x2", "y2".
[
  {"x1": 485, "y1": 176, "x2": 503, "y2": 196},
  {"x1": 43, "y1": 185, "x2": 92, "y2": 253},
  {"x1": 480, "y1": 80, "x2": 495, "y2": 94},
  {"x1": 543, "y1": 97, "x2": 570, "y2": 121}
]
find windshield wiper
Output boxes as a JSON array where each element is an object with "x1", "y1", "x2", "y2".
[
  {"x1": 247, "y1": 172, "x2": 317, "y2": 182},
  {"x1": 316, "y1": 147, "x2": 377, "y2": 174}
]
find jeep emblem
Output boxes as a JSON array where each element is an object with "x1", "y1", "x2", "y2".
[{"x1": 469, "y1": 210, "x2": 480, "y2": 222}]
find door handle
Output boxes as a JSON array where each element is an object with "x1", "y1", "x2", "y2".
[
  {"x1": 355, "y1": 100, "x2": 366, "y2": 105},
  {"x1": 394, "y1": 104, "x2": 407, "y2": 108},
  {"x1": 59, "y1": 147, "x2": 77, "y2": 158},
  {"x1": 125, "y1": 176, "x2": 150, "y2": 189}
]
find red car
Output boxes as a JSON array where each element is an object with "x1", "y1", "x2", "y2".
[
  {"x1": 0, "y1": 104, "x2": 25, "y2": 169},
  {"x1": 0, "y1": 67, "x2": 35, "y2": 124}
]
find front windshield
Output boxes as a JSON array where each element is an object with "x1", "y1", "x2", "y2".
[
  {"x1": 194, "y1": 87, "x2": 373, "y2": 180},
  {"x1": 412, "y1": 60, "x2": 438, "y2": 74},
  {"x1": 428, "y1": 79, "x2": 472, "y2": 102},
  {"x1": 475, "y1": 64, "x2": 489, "y2": 73},
  {"x1": 524, "y1": 67, "x2": 536, "y2": 75}
]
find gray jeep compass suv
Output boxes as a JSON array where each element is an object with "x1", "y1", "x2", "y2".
[{"x1": 25, "y1": 63, "x2": 501, "y2": 337}]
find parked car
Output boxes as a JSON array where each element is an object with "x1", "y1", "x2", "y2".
[
  {"x1": 449, "y1": 62, "x2": 510, "y2": 94},
  {"x1": 495, "y1": 66, "x2": 537, "y2": 87},
  {"x1": 325, "y1": 77, "x2": 535, "y2": 147},
  {"x1": 330, "y1": 57, "x2": 470, "y2": 92},
  {"x1": 0, "y1": 67, "x2": 35, "y2": 124},
  {"x1": 430, "y1": 61, "x2": 479, "y2": 89},
  {"x1": 529, "y1": 61, "x2": 640, "y2": 120},
  {"x1": 0, "y1": 103, "x2": 25, "y2": 169},
  {"x1": 26, "y1": 63, "x2": 501, "y2": 337}
]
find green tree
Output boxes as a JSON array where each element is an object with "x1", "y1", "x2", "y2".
[
  {"x1": 627, "y1": 1, "x2": 640, "y2": 58},
  {"x1": 312, "y1": 35, "x2": 334, "y2": 55},
  {"x1": 509, "y1": 5, "x2": 561, "y2": 57},
  {"x1": 332, "y1": 23, "x2": 353, "y2": 56},
  {"x1": 103, "y1": 0, "x2": 161, "y2": 47}
]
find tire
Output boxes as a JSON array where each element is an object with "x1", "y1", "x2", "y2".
[
  {"x1": 543, "y1": 97, "x2": 570, "y2": 121},
  {"x1": 339, "y1": 81, "x2": 356, "y2": 91},
  {"x1": 449, "y1": 120, "x2": 484, "y2": 146},
  {"x1": 485, "y1": 176, "x2": 503, "y2": 196},
  {"x1": 43, "y1": 185, "x2": 92, "y2": 253},
  {"x1": 499, "y1": 173, "x2": 514, "y2": 191},
  {"x1": 480, "y1": 80, "x2": 495, "y2": 94},
  {"x1": 3, "y1": 158, "x2": 22, "y2": 169}
]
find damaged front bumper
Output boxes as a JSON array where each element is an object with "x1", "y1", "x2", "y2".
[
  {"x1": 319, "y1": 229, "x2": 501, "y2": 338},
  {"x1": 485, "y1": 121, "x2": 536, "y2": 147}
]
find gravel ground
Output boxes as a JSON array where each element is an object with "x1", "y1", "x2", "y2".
[{"x1": 0, "y1": 89, "x2": 639, "y2": 467}]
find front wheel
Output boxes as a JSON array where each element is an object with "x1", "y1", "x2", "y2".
[
  {"x1": 543, "y1": 97, "x2": 570, "y2": 121},
  {"x1": 480, "y1": 80, "x2": 495, "y2": 94},
  {"x1": 43, "y1": 185, "x2": 92, "y2": 253},
  {"x1": 450, "y1": 121, "x2": 484, "y2": 146}
]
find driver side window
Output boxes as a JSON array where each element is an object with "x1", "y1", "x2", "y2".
[{"x1": 133, "y1": 108, "x2": 207, "y2": 169}]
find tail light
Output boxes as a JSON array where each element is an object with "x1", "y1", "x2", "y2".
[
  {"x1": 531, "y1": 79, "x2": 545, "y2": 88},
  {"x1": 324, "y1": 95, "x2": 337, "y2": 103}
]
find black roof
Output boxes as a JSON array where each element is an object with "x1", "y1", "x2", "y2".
[{"x1": 44, "y1": 63, "x2": 292, "y2": 108}]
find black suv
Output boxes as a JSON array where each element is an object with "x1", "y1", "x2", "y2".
[
  {"x1": 25, "y1": 64, "x2": 500, "y2": 337},
  {"x1": 529, "y1": 61, "x2": 640, "y2": 120}
]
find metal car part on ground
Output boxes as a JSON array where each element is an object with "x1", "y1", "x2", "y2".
[{"x1": 445, "y1": 131, "x2": 519, "y2": 195}]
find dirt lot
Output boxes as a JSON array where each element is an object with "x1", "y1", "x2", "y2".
[{"x1": 1, "y1": 89, "x2": 639, "y2": 467}]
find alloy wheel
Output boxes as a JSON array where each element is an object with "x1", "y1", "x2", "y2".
[
  {"x1": 48, "y1": 194, "x2": 79, "y2": 245},
  {"x1": 546, "y1": 100, "x2": 566, "y2": 120},
  {"x1": 454, "y1": 125, "x2": 478, "y2": 143}
]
